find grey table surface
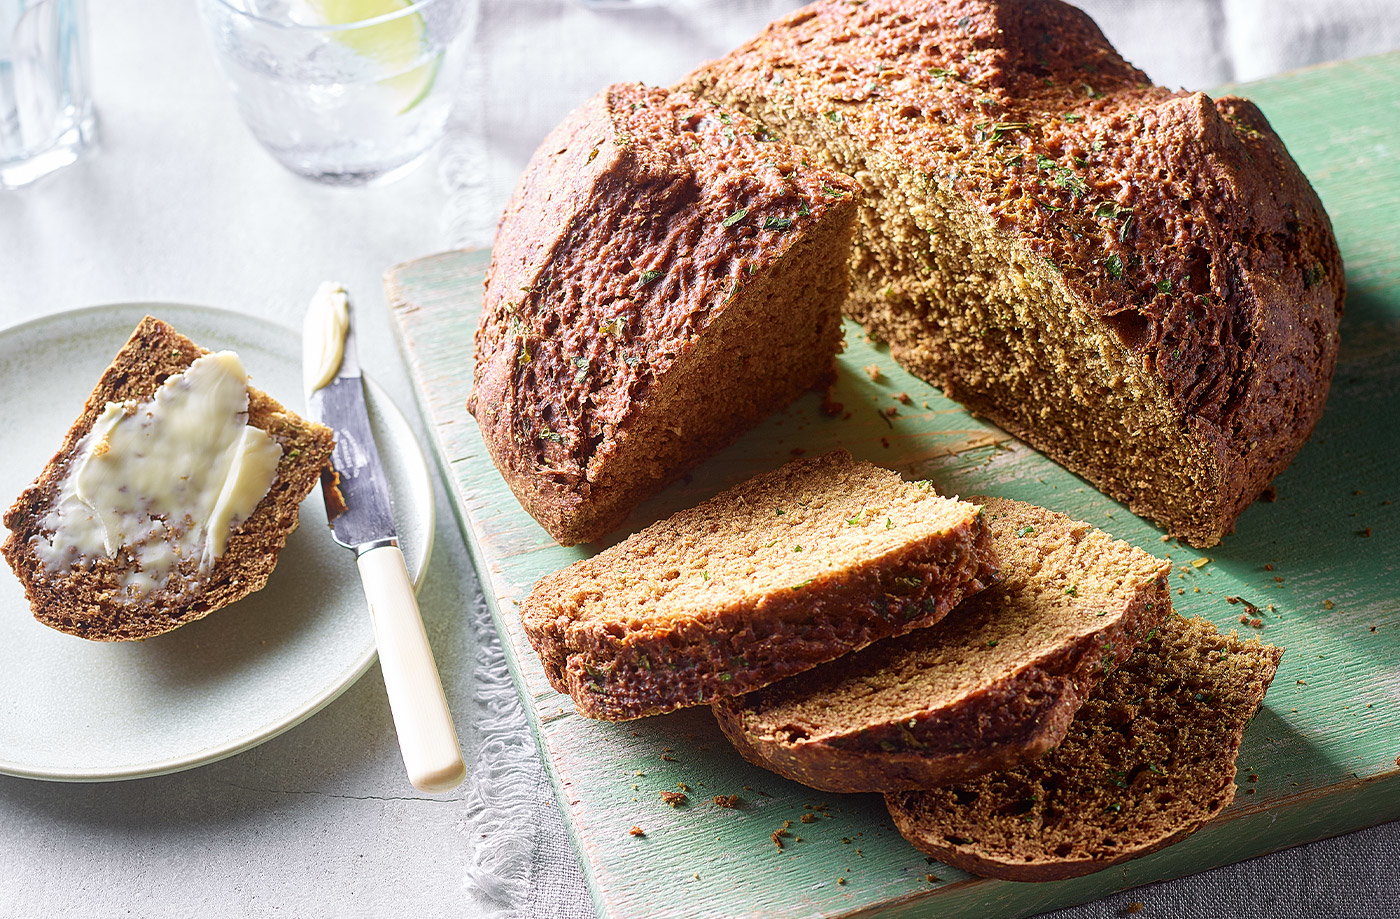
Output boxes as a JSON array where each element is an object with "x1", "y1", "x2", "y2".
[{"x1": 0, "y1": 1, "x2": 1397, "y2": 918}]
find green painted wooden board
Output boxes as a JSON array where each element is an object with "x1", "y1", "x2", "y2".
[{"x1": 386, "y1": 53, "x2": 1400, "y2": 919}]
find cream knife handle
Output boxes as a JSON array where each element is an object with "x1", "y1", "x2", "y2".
[{"x1": 356, "y1": 543, "x2": 466, "y2": 793}]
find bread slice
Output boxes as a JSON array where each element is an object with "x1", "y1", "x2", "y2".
[
  {"x1": 521, "y1": 450, "x2": 997, "y2": 720},
  {"x1": 470, "y1": 82, "x2": 859, "y2": 546},
  {"x1": 713, "y1": 496, "x2": 1170, "y2": 792},
  {"x1": 885, "y1": 615, "x2": 1283, "y2": 881},
  {"x1": 2, "y1": 317, "x2": 335, "y2": 641},
  {"x1": 684, "y1": 0, "x2": 1343, "y2": 546}
]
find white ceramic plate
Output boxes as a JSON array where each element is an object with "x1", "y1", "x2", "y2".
[{"x1": 0, "y1": 304, "x2": 434, "y2": 782}]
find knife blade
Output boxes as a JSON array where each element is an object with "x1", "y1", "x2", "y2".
[
  {"x1": 311, "y1": 321, "x2": 397, "y2": 551},
  {"x1": 305, "y1": 283, "x2": 465, "y2": 793}
]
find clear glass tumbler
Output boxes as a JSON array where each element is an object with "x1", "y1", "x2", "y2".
[
  {"x1": 199, "y1": 0, "x2": 470, "y2": 186},
  {"x1": 0, "y1": 0, "x2": 96, "y2": 190}
]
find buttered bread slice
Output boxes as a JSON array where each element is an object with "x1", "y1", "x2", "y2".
[
  {"x1": 713, "y1": 497, "x2": 1170, "y2": 792},
  {"x1": 3, "y1": 317, "x2": 334, "y2": 640},
  {"x1": 520, "y1": 451, "x2": 997, "y2": 720}
]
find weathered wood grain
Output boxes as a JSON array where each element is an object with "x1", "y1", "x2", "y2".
[{"x1": 385, "y1": 52, "x2": 1400, "y2": 919}]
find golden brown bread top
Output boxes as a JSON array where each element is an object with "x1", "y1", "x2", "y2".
[
  {"x1": 686, "y1": 0, "x2": 1344, "y2": 445},
  {"x1": 470, "y1": 83, "x2": 858, "y2": 500}
]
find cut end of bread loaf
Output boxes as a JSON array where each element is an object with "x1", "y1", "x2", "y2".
[
  {"x1": 713, "y1": 495, "x2": 1170, "y2": 792},
  {"x1": 520, "y1": 450, "x2": 998, "y2": 720},
  {"x1": 471, "y1": 82, "x2": 860, "y2": 546},
  {"x1": 885, "y1": 614, "x2": 1283, "y2": 881},
  {"x1": 1, "y1": 316, "x2": 335, "y2": 641},
  {"x1": 684, "y1": 0, "x2": 1344, "y2": 547}
]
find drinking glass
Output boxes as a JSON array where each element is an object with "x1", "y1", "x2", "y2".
[
  {"x1": 0, "y1": 0, "x2": 96, "y2": 190},
  {"x1": 199, "y1": 0, "x2": 470, "y2": 186}
]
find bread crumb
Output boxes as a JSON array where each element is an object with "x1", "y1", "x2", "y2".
[
  {"x1": 1125, "y1": 903, "x2": 1145, "y2": 915},
  {"x1": 660, "y1": 791, "x2": 688, "y2": 807},
  {"x1": 712, "y1": 794, "x2": 741, "y2": 808},
  {"x1": 661, "y1": 754, "x2": 678, "y2": 762},
  {"x1": 894, "y1": 392, "x2": 911, "y2": 404},
  {"x1": 1359, "y1": 527, "x2": 1373, "y2": 537},
  {"x1": 1264, "y1": 563, "x2": 1274, "y2": 571},
  {"x1": 1324, "y1": 600, "x2": 1335, "y2": 610},
  {"x1": 800, "y1": 812, "x2": 818, "y2": 823},
  {"x1": 924, "y1": 874, "x2": 939, "y2": 883},
  {"x1": 883, "y1": 406, "x2": 899, "y2": 418},
  {"x1": 1191, "y1": 557, "x2": 1210, "y2": 568},
  {"x1": 863, "y1": 364, "x2": 883, "y2": 382},
  {"x1": 676, "y1": 782, "x2": 690, "y2": 791},
  {"x1": 836, "y1": 877, "x2": 847, "y2": 886},
  {"x1": 629, "y1": 826, "x2": 645, "y2": 837}
]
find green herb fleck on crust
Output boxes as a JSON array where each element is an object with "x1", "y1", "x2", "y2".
[
  {"x1": 1104, "y1": 254, "x2": 1125, "y2": 279},
  {"x1": 763, "y1": 216, "x2": 794, "y2": 231},
  {"x1": 722, "y1": 208, "x2": 748, "y2": 228},
  {"x1": 977, "y1": 121, "x2": 1032, "y2": 144},
  {"x1": 639, "y1": 269, "x2": 662, "y2": 286}
]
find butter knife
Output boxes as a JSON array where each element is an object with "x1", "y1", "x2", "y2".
[{"x1": 305, "y1": 282, "x2": 465, "y2": 793}]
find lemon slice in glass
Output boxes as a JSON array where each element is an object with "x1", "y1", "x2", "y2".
[{"x1": 306, "y1": 0, "x2": 440, "y2": 114}]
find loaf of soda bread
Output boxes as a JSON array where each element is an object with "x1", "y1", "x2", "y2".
[
  {"x1": 471, "y1": 83, "x2": 859, "y2": 546},
  {"x1": 685, "y1": 0, "x2": 1344, "y2": 547}
]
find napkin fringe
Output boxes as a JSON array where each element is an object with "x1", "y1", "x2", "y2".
[{"x1": 461, "y1": 600, "x2": 538, "y2": 915}]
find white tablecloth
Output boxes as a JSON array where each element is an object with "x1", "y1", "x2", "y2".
[{"x1": 1, "y1": 2, "x2": 1397, "y2": 917}]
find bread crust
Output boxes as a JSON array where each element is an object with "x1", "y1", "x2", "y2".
[
  {"x1": 471, "y1": 83, "x2": 859, "y2": 546},
  {"x1": 2, "y1": 317, "x2": 334, "y2": 641},
  {"x1": 684, "y1": 0, "x2": 1344, "y2": 547},
  {"x1": 712, "y1": 496, "x2": 1171, "y2": 792}
]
